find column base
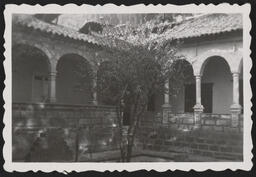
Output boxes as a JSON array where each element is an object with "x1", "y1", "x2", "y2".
[
  {"x1": 91, "y1": 100, "x2": 98, "y2": 105},
  {"x1": 230, "y1": 104, "x2": 242, "y2": 127},
  {"x1": 162, "y1": 103, "x2": 172, "y2": 109},
  {"x1": 230, "y1": 104, "x2": 242, "y2": 113},
  {"x1": 193, "y1": 104, "x2": 204, "y2": 112},
  {"x1": 193, "y1": 104, "x2": 204, "y2": 127},
  {"x1": 48, "y1": 97, "x2": 56, "y2": 103}
]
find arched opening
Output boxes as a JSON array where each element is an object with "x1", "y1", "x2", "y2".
[
  {"x1": 201, "y1": 56, "x2": 232, "y2": 114},
  {"x1": 12, "y1": 44, "x2": 50, "y2": 103},
  {"x1": 169, "y1": 59, "x2": 195, "y2": 113},
  {"x1": 56, "y1": 54, "x2": 93, "y2": 105}
]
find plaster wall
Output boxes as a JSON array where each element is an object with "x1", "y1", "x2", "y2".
[{"x1": 178, "y1": 37, "x2": 243, "y2": 65}]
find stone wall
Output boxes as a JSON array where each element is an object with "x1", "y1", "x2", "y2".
[
  {"x1": 12, "y1": 103, "x2": 244, "y2": 162},
  {"x1": 12, "y1": 103, "x2": 118, "y2": 162},
  {"x1": 137, "y1": 112, "x2": 243, "y2": 161}
]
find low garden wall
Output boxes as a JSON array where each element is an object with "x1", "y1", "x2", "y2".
[
  {"x1": 137, "y1": 112, "x2": 243, "y2": 161},
  {"x1": 12, "y1": 102, "x2": 119, "y2": 162},
  {"x1": 12, "y1": 103, "x2": 244, "y2": 162}
]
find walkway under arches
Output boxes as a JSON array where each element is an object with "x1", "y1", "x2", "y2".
[
  {"x1": 56, "y1": 54, "x2": 94, "y2": 105},
  {"x1": 12, "y1": 44, "x2": 51, "y2": 103},
  {"x1": 201, "y1": 56, "x2": 233, "y2": 114}
]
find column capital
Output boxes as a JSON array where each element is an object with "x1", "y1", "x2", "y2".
[
  {"x1": 232, "y1": 72, "x2": 240, "y2": 77},
  {"x1": 194, "y1": 74, "x2": 202, "y2": 78}
]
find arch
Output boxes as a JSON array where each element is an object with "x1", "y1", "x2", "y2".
[
  {"x1": 12, "y1": 44, "x2": 50, "y2": 102},
  {"x1": 169, "y1": 59, "x2": 195, "y2": 113},
  {"x1": 193, "y1": 50, "x2": 242, "y2": 76},
  {"x1": 56, "y1": 53, "x2": 93, "y2": 70},
  {"x1": 56, "y1": 49, "x2": 97, "y2": 70},
  {"x1": 170, "y1": 59, "x2": 194, "y2": 82},
  {"x1": 200, "y1": 56, "x2": 232, "y2": 77},
  {"x1": 56, "y1": 53, "x2": 94, "y2": 105},
  {"x1": 201, "y1": 56, "x2": 233, "y2": 114},
  {"x1": 12, "y1": 43, "x2": 52, "y2": 71},
  {"x1": 12, "y1": 41, "x2": 53, "y2": 68}
]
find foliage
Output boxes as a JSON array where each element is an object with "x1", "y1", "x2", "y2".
[
  {"x1": 168, "y1": 60, "x2": 195, "y2": 96},
  {"x1": 90, "y1": 17, "x2": 185, "y2": 162},
  {"x1": 72, "y1": 15, "x2": 193, "y2": 161}
]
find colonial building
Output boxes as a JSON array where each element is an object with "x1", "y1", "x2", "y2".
[{"x1": 12, "y1": 13, "x2": 244, "y2": 162}]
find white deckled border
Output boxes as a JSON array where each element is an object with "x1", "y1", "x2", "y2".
[{"x1": 3, "y1": 3, "x2": 252, "y2": 172}]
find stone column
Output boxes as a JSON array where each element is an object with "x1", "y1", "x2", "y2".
[
  {"x1": 162, "y1": 79, "x2": 171, "y2": 124},
  {"x1": 193, "y1": 75, "x2": 204, "y2": 127},
  {"x1": 48, "y1": 71, "x2": 57, "y2": 103},
  {"x1": 230, "y1": 72, "x2": 242, "y2": 127}
]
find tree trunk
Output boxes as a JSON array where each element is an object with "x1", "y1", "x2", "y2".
[
  {"x1": 116, "y1": 105, "x2": 126, "y2": 162},
  {"x1": 127, "y1": 103, "x2": 147, "y2": 162},
  {"x1": 126, "y1": 131, "x2": 134, "y2": 162}
]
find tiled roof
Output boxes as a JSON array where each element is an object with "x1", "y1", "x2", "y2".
[
  {"x1": 13, "y1": 14, "x2": 242, "y2": 49},
  {"x1": 12, "y1": 14, "x2": 108, "y2": 46},
  {"x1": 157, "y1": 13, "x2": 242, "y2": 41}
]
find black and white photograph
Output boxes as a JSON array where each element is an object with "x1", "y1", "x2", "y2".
[{"x1": 3, "y1": 3, "x2": 252, "y2": 172}]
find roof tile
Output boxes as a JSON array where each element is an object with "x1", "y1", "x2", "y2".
[
  {"x1": 158, "y1": 13, "x2": 242, "y2": 40},
  {"x1": 12, "y1": 14, "x2": 108, "y2": 46}
]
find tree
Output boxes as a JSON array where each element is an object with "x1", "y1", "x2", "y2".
[
  {"x1": 92, "y1": 18, "x2": 184, "y2": 162},
  {"x1": 73, "y1": 16, "x2": 184, "y2": 162}
]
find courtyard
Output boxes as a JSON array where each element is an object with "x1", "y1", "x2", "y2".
[{"x1": 11, "y1": 13, "x2": 244, "y2": 162}]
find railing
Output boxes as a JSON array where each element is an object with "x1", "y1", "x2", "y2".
[{"x1": 13, "y1": 102, "x2": 116, "y2": 110}]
